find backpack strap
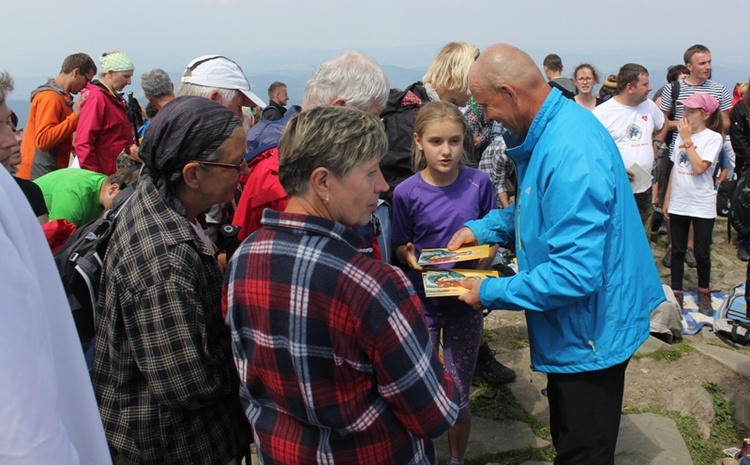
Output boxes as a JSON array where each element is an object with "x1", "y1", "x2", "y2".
[
  {"x1": 669, "y1": 80, "x2": 681, "y2": 120},
  {"x1": 730, "y1": 319, "x2": 750, "y2": 344}
]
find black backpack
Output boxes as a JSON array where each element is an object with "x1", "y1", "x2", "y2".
[
  {"x1": 53, "y1": 185, "x2": 136, "y2": 351},
  {"x1": 731, "y1": 173, "x2": 750, "y2": 236},
  {"x1": 379, "y1": 82, "x2": 429, "y2": 204}
]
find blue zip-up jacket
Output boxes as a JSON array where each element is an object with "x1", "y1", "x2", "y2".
[{"x1": 465, "y1": 89, "x2": 665, "y2": 374}]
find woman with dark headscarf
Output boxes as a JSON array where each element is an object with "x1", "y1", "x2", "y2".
[{"x1": 90, "y1": 96, "x2": 251, "y2": 465}]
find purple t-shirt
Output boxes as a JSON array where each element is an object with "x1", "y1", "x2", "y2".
[{"x1": 392, "y1": 166, "x2": 497, "y2": 313}]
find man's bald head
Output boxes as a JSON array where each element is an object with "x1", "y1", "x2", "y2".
[{"x1": 470, "y1": 44, "x2": 550, "y2": 135}]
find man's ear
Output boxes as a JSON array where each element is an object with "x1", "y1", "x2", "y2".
[
  {"x1": 329, "y1": 97, "x2": 347, "y2": 107},
  {"x1": 207, "y1": 90, "x2": 222, "y2": 103},
  {"x1": 107, "y1": 183, "x2": 120, "y2": 197},
  {"x1": 182, "y1": 162, "x2": 201, "y2": 189},
  {"x1": 499, "y1": 83, "x2": 517, "y2": 105}
]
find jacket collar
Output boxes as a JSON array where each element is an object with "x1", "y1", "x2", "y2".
[
  {"x1": 261, "y1": 209, "x2": 370, "y2": 254},
  {"x1": 505, "y1": 88, "x2": 566, "y2": 164},
  {"x1": 136, "y1": 177, "x2": 215, "y2": 256}
]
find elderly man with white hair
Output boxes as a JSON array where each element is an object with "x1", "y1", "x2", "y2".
[
  {"x1": 232, "y1": 51, "x2": 390, "y2": 241},
  {"x1": 176, "y1": 55, "x2": 266, "y2": 122}
]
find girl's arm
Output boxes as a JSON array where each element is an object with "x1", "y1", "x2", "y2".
[
  {"x1": 663, "y1": 166, "x2": 674, "y2": 220},
  {"x1": 394, "y1": 243, "x2": 423, "y2": 271}
]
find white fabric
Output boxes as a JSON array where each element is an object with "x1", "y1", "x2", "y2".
[
  {"x1": 668, "y1": 129, "x2": 723, "y2": 219},
  {"x1": 190, "y1": 219, "x2": 218, "y2": 254},
  {"x1": 181, "y1": 55, "x2": 266, "y2": 108},
  {"x1": 593, "y1": 98, "x2": 664, "y2": 193},
  {"x1": 0, "y1": 168, "x2": 111, "y2": 464}
]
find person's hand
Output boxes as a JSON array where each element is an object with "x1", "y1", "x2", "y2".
[
  {"x1": 677, "y1": 117, "x2": 692, "y2": 143},
  {"x1": 662, "y1": 199, "x2": 670, "y2": 220},
  {"x1": 474, "y1": 135, "x2": 482, "y2": 148},
  {"x1": 447, "y1": 227, "x2": 477, "y2": 251},
  {"x1": 129, "y1": 144, "x2": 142, "y2": 162},
  {"x1": 625, "y1": 168, "x2": 635, "y2": 182},
  {"x1": 73, "y1": 90, "x2": 89, "y2": 116},
  {"x1": 457, "y1": 278, "x2": 484, "y2": 309},
  {"x1": 402, "y1": 243, "x2": 424, "y2": 271}
]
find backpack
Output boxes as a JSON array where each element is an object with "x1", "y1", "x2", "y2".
[
  {"x1": 717, "y1": 177, "x2": 737, "y2": 218},
  {"x1": 731, "y1": 173, "x2": 750, "y2": 236},
  {"x1": 380, "y1": 82, "x2": 429, "y2": 204},
  {"x1": 665, "y1": 80, "x2": 681, "y2": 147},
  {"x1": 245, "y1": 105, "x2": 298, "y2": 162},
  {"x1": 53, "y1": 185, "x2": 136, "y2": 351},
  {"x1": 713, "y1": 282, "x2": 750, "y2": 346}
]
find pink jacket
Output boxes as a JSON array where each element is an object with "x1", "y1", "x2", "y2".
[{"x1": 74, "y1": 82, "x2": 132, "y2": 175}]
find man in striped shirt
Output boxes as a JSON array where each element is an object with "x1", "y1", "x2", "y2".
[{"x1": 659, "y1": 44, "x2": 731, "y2": 152}]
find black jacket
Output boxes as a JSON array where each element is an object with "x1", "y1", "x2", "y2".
[
  {"x1": 731, "y1": 102, "x2": 750, "y2": 172},
  {"x1": 262, "y1": 100, "x2": 286, "y2": 121}
]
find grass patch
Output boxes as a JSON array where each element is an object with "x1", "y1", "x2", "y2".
[
  {"x1": 636, "y1": 382, "x2": 741, "y2": 465},
  {"x1": 467, "y1": 384, "x2": 555, "y2": 464},
  {"x1": 633, "y1": 341, "x2": 694, "y2": 362},
  {"x1": 464, "y1": 448, "x2": 555, "y2": 465}
]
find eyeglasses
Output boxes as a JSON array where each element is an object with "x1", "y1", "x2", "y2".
[
  {"x1": 191, "y1": 159, "x2": 248, "y2": 173},
  {"x1": 78, "y1": 71, "x2": 93, "y2": 84}
]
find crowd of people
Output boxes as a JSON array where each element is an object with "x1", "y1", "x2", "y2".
[{"x1": 1, "y1": 40, "x2": 747, "y2": 465}]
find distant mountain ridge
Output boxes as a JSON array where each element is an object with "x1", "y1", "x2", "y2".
[{"x1": 7, "y1": 45, "x2": 749, "y2": 128}]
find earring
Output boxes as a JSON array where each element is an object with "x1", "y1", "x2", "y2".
[{"x1": 324, "y1": 195, "x2": 330, "y2": 204}]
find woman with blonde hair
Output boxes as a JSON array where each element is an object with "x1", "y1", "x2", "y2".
[{"x1": 381, "y1": 41, "x2": 479, "y2": 200}]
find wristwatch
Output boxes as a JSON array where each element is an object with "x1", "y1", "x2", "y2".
[{"x1": 653, "y1": 140, "x2": 668, "y2": 151}]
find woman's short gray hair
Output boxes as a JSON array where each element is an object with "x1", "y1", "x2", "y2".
[
  {"x1": 0, "y1": 71, "x2": 14, "y2": 105},
  {"x1": 302, "y1": 52, "x2": 389, "y2": 113},
  {"x1": 279, "y1": 106, "x2": 387, "y2": 197}
]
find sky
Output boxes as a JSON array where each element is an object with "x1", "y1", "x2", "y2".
[{"x1": 3, "y1": 0, "x2": 750, "y2": 110}]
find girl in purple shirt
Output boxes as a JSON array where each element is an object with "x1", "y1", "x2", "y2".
[{"x1": 392, "y1": 101, "x2": 496, "y2": 465}]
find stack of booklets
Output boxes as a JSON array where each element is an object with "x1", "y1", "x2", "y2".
[{"x1": 417, "y1": 245, "x2": 498, "y2": 297}]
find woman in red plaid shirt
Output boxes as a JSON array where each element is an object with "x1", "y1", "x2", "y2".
[{"x1": 224, "y1": 106, "x2": 460, "y2": 464}]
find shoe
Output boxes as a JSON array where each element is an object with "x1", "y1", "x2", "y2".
[
  {"x1": 738, "y1": 243, "x2": 750, "y2": 262},
  {"x1": 673, "y1": 290, "x2": 684, "y2": 311},
  {"x1": 473, "y1": 342, "x2": 516, "y2": 386},
  {"x1": 661, "y1": 246, "x2": 671, "y2": 268},
  {"x1": 685, "y1": 248, "x2": 697, "y2": 268},
  {"x1": 698, "y1": 286, "x2": 712, "y2": 316}
]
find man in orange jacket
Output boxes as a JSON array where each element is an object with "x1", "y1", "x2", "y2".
[{"x1": 17, "y1": 53, "x2": 96, "y2": 180}]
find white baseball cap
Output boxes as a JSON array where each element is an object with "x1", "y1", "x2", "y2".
[{"x1": 181, "y1": 55, "x2": 266, "y2": 108}]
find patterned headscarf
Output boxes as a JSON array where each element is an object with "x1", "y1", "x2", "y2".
[
  {"x1": 99, "y1": 51, "x2": 134, "y2": 73},
  {"x1": 139, "y1": 96, "x2": 241, "y2": 214}
]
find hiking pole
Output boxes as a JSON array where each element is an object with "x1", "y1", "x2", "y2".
[{"x1": 126, "y1": 92, "x2": 144, "y2": 146}]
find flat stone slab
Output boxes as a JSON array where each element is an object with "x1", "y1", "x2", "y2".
[
  {"x1": 615, "y1": 413, "x2": 693, "y2": 465},
  {"x1": 691, "y1": 342, "x2": 750, "y2": 380},
  {"x1": 499, "y1": 349, "x2": 550, "y2": 425},
  {"x1": 434, "y1": 417, "x2": 550, "y2": 462}
]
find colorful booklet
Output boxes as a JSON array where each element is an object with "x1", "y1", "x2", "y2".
[
  {"x1": 417, "y1": 245, "x2": 490, "y2": 266},
  {"x1": 422, "y1": 269, "x2": 499, "y2": 297}
]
